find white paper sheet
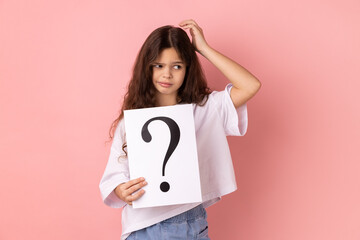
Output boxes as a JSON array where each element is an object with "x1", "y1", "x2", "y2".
[{"x1": 124, "y1": 104, "x2": 202, "y2": 208}]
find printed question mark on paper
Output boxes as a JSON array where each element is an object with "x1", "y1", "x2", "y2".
[{"x1": 141, "y1": 117, "x2": 180, "y2": 192}]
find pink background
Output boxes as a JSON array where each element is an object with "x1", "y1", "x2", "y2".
[{"x1": 1, "y1": 0, "x2": 359, "y2": 239}]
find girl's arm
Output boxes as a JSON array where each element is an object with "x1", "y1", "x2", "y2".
[{"x1": 179, "y1": 19, "x2": 261, "y2": 108}]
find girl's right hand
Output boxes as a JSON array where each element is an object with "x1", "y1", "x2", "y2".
[{"x1": 114, "y1": 177, "x2": 147, "y2": 205}]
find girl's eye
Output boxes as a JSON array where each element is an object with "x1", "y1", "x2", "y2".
[
  {"x1": 153, "y1": 64, "x2": 162, "y2": 68},
  {"x1": 173, "y1": 65, "x2": 182, "y2": 70}
]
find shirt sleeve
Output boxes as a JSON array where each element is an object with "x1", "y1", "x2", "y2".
[
  {"x1": 210, "y1": 83, "x2": 248, "y2": 136},
  {"x1": 99, "y1": 119, "x2": 130, "y2": 208}
]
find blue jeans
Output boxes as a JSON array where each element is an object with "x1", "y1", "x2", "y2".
[{"x1": 127, "y1": 204, "x2": 210, "y2": 240}]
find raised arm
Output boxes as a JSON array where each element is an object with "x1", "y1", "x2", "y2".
[{"x1": 179, "y1": 19, "x2": 261, "y2": 108}]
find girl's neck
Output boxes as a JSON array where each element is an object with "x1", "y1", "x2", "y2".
[{"x1": 155, "y1": 93, "x2": 178, "y2": 107}]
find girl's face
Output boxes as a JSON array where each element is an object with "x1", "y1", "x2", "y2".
[{"x1": 152, "y1": 48, "x2": 186, "y2": 105}]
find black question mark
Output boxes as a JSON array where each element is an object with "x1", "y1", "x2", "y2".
[{"x1": 141, "y1": 117, "x2": 180, "y2": 192}]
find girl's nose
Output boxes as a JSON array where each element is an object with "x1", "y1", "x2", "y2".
[{"x1": 163, "y1": 67, "x2": 172, "y2": 78}]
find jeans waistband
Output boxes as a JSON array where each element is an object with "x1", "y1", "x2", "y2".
[{"x1": 163, "y1": 204, "x2": 206, "y2": 223}]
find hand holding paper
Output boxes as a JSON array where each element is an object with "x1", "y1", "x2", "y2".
[{"x1": 114, "y1": 177, "x2": 147, "y2": 206}]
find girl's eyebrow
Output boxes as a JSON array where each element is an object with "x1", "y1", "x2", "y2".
[{"x1": 153, "y1": 61, "x2": 184, "y2": 64}]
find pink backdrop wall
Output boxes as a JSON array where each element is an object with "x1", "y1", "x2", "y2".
[{"x1": 1, "y1": 0, "x2": 359, "y2": 239}]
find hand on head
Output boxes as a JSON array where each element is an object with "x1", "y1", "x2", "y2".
[{"x1": 179, "y1": 19, "x2": 209, "y2": 55}]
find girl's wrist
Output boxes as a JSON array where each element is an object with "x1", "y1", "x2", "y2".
[{"x1": 198, "y1": 44, "x2": 214, "y2": 59}]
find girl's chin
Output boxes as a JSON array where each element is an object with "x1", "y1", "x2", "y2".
[
  {"x1": 155, "y1": 89, "x2": 178, "y2": 97},
  {"x1": 155, "y1": 86, "x2": 178, "y2": 94},
  {"x1": 156, "y1": 90, "x2": 175, "y2": 96}
]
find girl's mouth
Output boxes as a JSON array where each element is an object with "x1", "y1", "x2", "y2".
[{"x1": 158, "y1": 82, "x2": 173, "y2": 88}]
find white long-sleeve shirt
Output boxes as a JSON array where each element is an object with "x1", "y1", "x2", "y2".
[{"x1": 99, "y1": 84, "x2": 248, "y2": 239}]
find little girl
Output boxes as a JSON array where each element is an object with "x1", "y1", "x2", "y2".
[{"x1": 100, "y1": 19, "x2": 261, "y2": 239}]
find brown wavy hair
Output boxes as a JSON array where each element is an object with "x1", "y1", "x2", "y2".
[{"x1": 107, "y1": 25, "x2": 211, "y2": 146}]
